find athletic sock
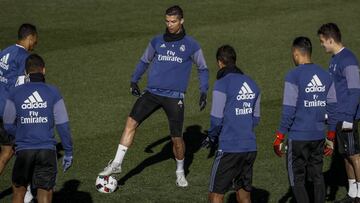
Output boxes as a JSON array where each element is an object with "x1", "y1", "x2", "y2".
[
  {"x1": 348, "y1": 179, "x2": 357, "y2": 198},
  {"x1": 113, "y1": 144, "x2": 128, "y2": 165},
  {"x1": 175, "y1": 159, "x2": 184, "y2": 173},
  {"x1": 356, "y1": 182, "x2": 360, "y2": 198}
]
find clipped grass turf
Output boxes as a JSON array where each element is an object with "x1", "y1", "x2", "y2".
[{"x1": 1, "y1": 1, "x2": 360, "y2": 202}]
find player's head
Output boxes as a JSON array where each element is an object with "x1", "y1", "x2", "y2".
[
  {"x1": 165, "y1": 5, "x2": 184, "y2": 34},
  {"x1": 18, "y1": 23, "x2": 38, "y2": 52},
  {"x1": 317, "y1": 23, "x2": 342, "y2": 53},
  {"x1": 216, "y1": 45, "x2": 237, "y2": 68},
  {"x1": 25, "y1": 54, "x2": 45, "y2": 75},
  {"x1": 291, "y1": 36, "x2": 312, "y2": 66}
]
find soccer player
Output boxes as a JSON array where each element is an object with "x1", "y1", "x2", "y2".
[
  {"x1": 3, "y1": 54, "x2": 73, "y2": 203},
  {"x1": 0, "y1": 23, "x2": 38, "y2": 175},
  {"x1": 99, "y1": 5, "x2": 208, "y2": 187},
  {"x1": 318, "y1": 23, "x2": 360, "y2": 203},
  {"x1": 273, "y1": 36, "x2": 337, "y2": 203},
  {"x1": 205, "y1": 45, "x2": 260, "y2": 203}
]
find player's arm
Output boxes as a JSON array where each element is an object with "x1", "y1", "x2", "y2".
[
  {"x1": 191, "y1": 48, "x2": 209, "y2": 94},
  {"x1": 326, "y1": 82, "x2": 338, "y2": 131},
  {"x1": 208, "y1": 89, "x2": 226, "y2": 139},
  {"x1": 253, "y1": 93, "x2": 261, "y2": 127},
  {"x1": 54, "y1": 99, "x2": 73, "y2": 156},
  {"x1": 278, "y1": 80, "x2": 298, "y2": 134},
  {"x1": 3, "y1": 99, "x2": 17, "y2": 136},
  {"x1": 131, "y1": 42, "x2": 156, "y2": 83},
  {"x1": 343, "y1": 64, "x2": 360, "y2": 122}
]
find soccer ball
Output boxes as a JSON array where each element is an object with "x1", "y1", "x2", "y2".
[{"x1": 95, "y1": 175, "x2": 118, "y2": 193}]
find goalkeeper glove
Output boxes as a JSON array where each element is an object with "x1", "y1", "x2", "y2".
[
  {"x1": 324, "y1": 131, "x2": 335, "y2": 156},
  {"x1": 199, "y1": 92, "x2": 207, "y2": 111},
  {"x1": 62, "y1": 155, "x2": 73, "y2": 172},
  {"x1": 201, "y1": 136, "x2": 215, "y2": 148},
  {"x1": 130, "y1": 82, "x2": 141, "y2": 97},
  {"x1": 273, "y1": 131, "x2": 285, "y2": 157}
]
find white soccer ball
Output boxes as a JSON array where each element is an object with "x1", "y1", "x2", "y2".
[{"x1": 95, "y1": 175, "x2": 118, "y2": 193}]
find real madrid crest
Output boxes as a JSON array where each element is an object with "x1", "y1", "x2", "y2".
[{"x1": 180, "y1": 45, "x2": 185, "y2": 52}]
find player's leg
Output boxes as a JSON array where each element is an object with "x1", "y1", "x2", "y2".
[
  {"x1": 287, "y1": 139, "x2": 310, "y2": 203},
  {"x1": 99, "y1": 92, "x2": 161, "y2": 176},
  {"x1": 162, "y1": 96, "x2": 187, "y2": 186},
  {"x1": 233, "y1": 152, "x2": 256, "y2": 203},
  {"x1": 208, "y1": 151, "x2": 235, "y2": 203},
  {"x1": 12, "y1": 150, "x2": 35, "y2": 203},
  {"x1": 36, "y1": 188, "x2": 53, "y2": 203},
  {"x1": 33, "y1": 149, "x2": 57, "y2": 203},
  {"x1": 12, "y1": 185, "x2": 27, "y2": 203},
  {"x1": 307, "y1": 139, "x2": 325, "y2": 203},
  {"x1": 0, "y1": 145, "x2": 14, "y2": 175}
]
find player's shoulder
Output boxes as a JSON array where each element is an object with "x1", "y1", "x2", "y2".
[{"x1": 340, "y1": 48, "x2": 359, "y2": 65}]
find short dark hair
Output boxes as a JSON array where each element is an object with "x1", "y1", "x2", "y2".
[
  {"x1": 216, "y1": 45, "x2": 237, "y2": 66},
  {"x1": 317, "y1": 23, "x2": 341, "y2": 43},
  {"x1": 25, "y1": 54, "x2": 45, "y2": 74},
  {"x1": 292, "y1": 36, "x2": 312, "y2": 55},
  {"x1": 165, "y1": 5, "x2": 183, "y2": 18},
  {"x1": 18, "y1": 23, "x2": 37, "y2": 40}
]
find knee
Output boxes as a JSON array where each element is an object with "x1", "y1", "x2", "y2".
[
  {"x1": 0, "y1": 146, "x2": 14, "y2": 160},
  {"x1": 125, "y1": 117, "x2": 138, "y2": 131}
]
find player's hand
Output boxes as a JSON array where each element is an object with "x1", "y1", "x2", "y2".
[
  {"x1": 130, "y1": 82, "x2": 141, "y2": 97},
  {"x1": 201, "y1": 136, "x2": 215, "y2": 148},
  {"x1": 273, "y1": 131, "x2": 285, "y2": 157},
  {"x1": 342, "y1": 121, "x2": 353, "y2": 131},
  {"x1": 62, "y1": 155, "x2": 73, "y2": 172},
  {"x1": 324, "y1": 131, "x2": 335, "y2": 156},
  {"x1": 199, "y1": 92, "x2": 207, "y2": 111}
]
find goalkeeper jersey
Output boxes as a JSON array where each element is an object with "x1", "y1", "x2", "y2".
[
  {"x1": 278, "y1": 63, "x2": 337, "y2": 141},
  {"x1": 0, "y1": 44, "x2": 29, "y2": 116},
  {"x1": 131, "y1": 34, "x2": 209, "y2": 97},
  {"x1": 209, "y1": 69, "x2": 260, "y2": 153},
  {"x1": 328, "y1": 47, "x2": 360, "y2": 122},
  {"x1": 3, "y1": 77, "x2": 73, "y2": 156}
]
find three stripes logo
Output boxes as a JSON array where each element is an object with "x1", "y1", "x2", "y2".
[
  {"x1": 237, "y1": 82, "x2": 255, "y2": 100},
  {"x1": 21, "y1": 91, "x2": 47, "y2": 109},
  {"x1": 0, "y1": 53, "x2": 10, "y2": 70},
  {"x1": 305, "y1": 75, "x2": 325, "y2": 93}
]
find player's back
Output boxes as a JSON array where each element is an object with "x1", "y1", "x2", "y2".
[
  {"x1": 215, "y1": 73, "x2": 260, "y2": 152},
  {"x1": 6, "y1": 81, "x2": 62, "y2": 152},
  {"x1": 284, "y1": 64, "x2": 333, "y2": 140}
]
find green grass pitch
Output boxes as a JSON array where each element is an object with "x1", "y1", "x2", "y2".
[{"x1": 1, "y1": 0, "x2": 360, "y2": 202}]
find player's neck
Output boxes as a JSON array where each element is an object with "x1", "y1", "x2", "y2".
[
  {"x1": 17, "y1": 40, "x2": 29, "y2": 51},
  {"x1": 332, "y1": 43, "x2": 344, "y2": 55}
]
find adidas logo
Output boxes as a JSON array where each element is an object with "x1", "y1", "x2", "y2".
[
  {"x1": 305, "y1": 74, "x2": 325, "y2": 93},
  {"x1": 0, "y1": 53, "x2": 10, "y2": 70},
  {"x1": 160, "y1": 44, "x2": 166, "y2": 48},
  {"x1": 21, "y1": 91, "x2": 47, "y2": 109},
  {"x1": 237, "y1": 82, "x2": 255, "y2": 100}
]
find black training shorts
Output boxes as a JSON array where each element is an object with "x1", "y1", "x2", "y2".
[
  {"x1": 209, "y1": 151, "x2": 257, "y2": 194},
  {"x1": 129, "y1": 91, "x2": 184, "y2": 136},
  {"x1": 12, "y1": 149, "x2": 57, "y2": 190},
  {"x1": 0, "y1": 119, "x2": 14, "y2": 145},
  {"x1": 336, "y1": 120, "x2": 360, "y2": 156}
]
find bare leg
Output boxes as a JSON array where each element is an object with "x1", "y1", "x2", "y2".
[
  {"x1": 0, "y1": 145, "x2": 14, "y2": 175},
  {"x1": 237, "y1": 189, "x2": 251, "y2": 203},
  {"x1": 345, "y1": 158, "x2": 356, "y2": 180},
  {"x1": 119, "y1": 117, "x2": 139, "y2": 147},
  {"x1": 12, "y1": 185, "x2": 26, "y2": 203},
  {"x1": 37, "y1": 188, "x2": 53, "y2": 203},
  {"x1": 209, "y1": 192, "x2": 224, "y2": 203},
  {"x1": 171, "y1": 137, "x2": 185, "y2": 160},
  {"x1": 347, "y1": 154, "x2": 360, "y2": 181}
]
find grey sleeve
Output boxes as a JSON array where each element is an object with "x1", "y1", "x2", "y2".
[
  {"x1": 140, "y1": 43, "x2": 156, "y2": 63},
  {"x1": 254, "y1": 94, "x2": 261, "y2": 117},
  {"x1": 327, "y1": 82, "x2": 337, "y2": 103},
  {"x1": 344, "y1": 65, "x2": 360, "y2": 89},
  {"x1": 283, "y1": 82, "x2": 298, "y2": 106},
  {"x1": 210, "y1": 90, "x2": 227, "y2": 118},
  {"x1": 53, "y1": 99, "x2": 69, "y2": 125},
  {"x1": 3, "y1": 100, "x2": 16, "y2": 124},
  {"x1": 191, "y1": 49, "x2": 208, "y2": 70}
]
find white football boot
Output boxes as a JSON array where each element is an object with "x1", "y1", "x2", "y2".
[
  {"x1": 176, "y1": 171, "x2": 188, "y2": 187},
  {"x1": 98, "y1": 160, "x2": 121, "y2": 176}
]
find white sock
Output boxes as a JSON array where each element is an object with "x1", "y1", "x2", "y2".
[
  {"x1": 113, "y1": 144, "x2": 128, "y2": 165},
  {"x1": 357, "y1": 182, "x2": 360, "y2": 198},
  {"x1": 348, "y1": 179, "x2": 357, "y2": 198},
  {"x1": 176, "y1": 159, "x2": 184, "y2": 173}
]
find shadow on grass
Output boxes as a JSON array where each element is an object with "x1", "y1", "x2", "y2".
[
  {"x1": 118, "y1": 124, "x2": 206, "y2": 185},
  {"x1": 53, "y1": 179, "x2": 93, "y2": 203},
  {"x1": 226, "y1": 187, "x2": 270, "y2": 203}
]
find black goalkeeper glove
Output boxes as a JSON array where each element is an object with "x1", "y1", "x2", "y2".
[
  {"x1": 130, "y1": 82, "x2": 141, "y2": 97},
  {"x1": 199, "y1": 92, "x2": 207, "y2": 111}
]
